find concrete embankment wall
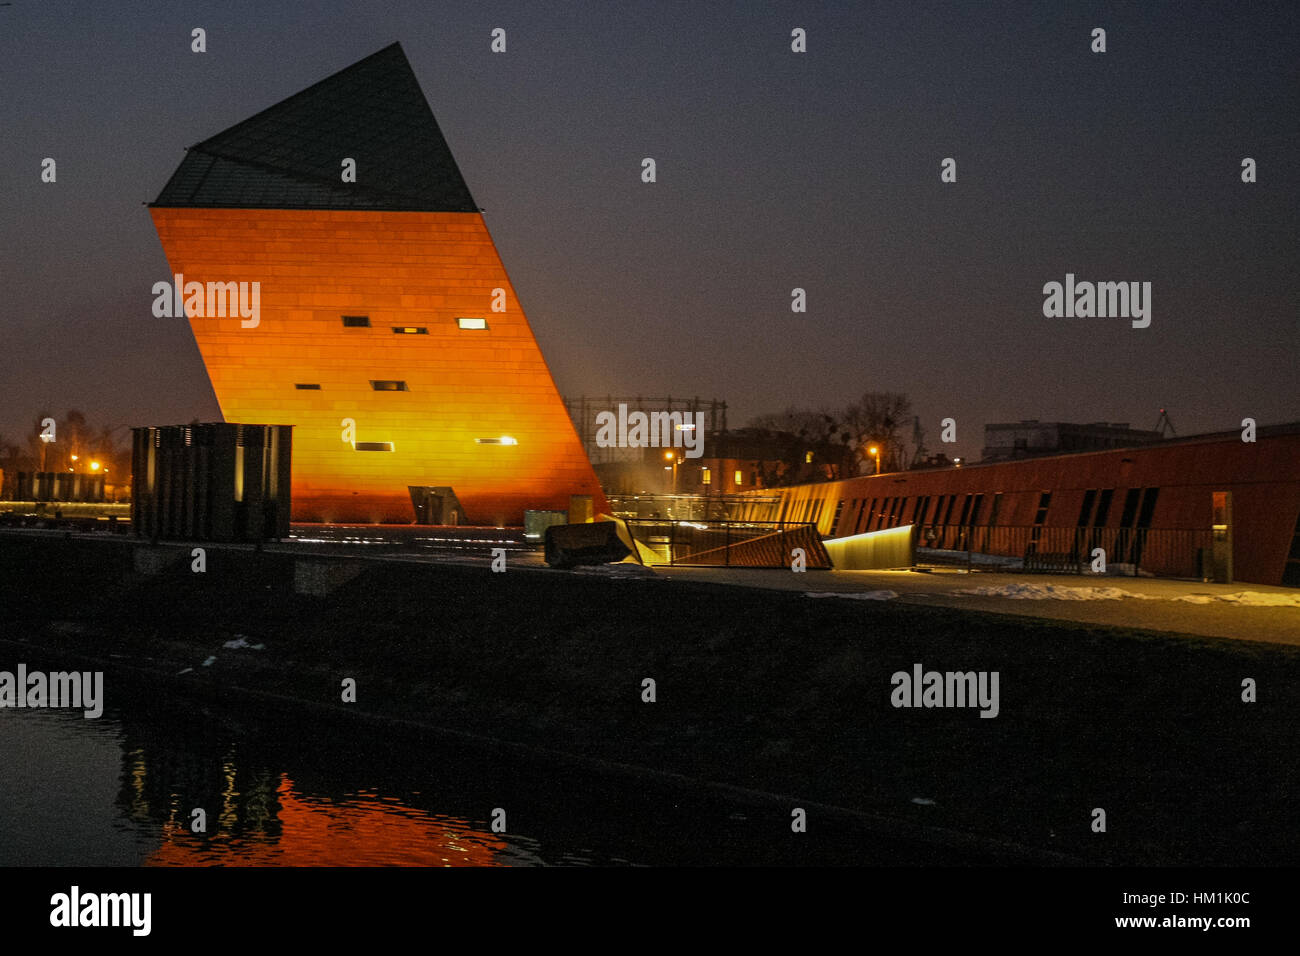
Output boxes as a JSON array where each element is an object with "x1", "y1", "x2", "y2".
[{"x1": 0, "y1": 532, "x2": 1296, "y2": 865}]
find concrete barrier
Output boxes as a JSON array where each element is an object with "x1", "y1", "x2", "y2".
[{"x1": 544, "y1": 521, "x2": 631, "y2": 569}]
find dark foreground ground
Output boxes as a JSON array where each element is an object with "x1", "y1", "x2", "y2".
[{"x1": 1, "y1": 533, "x2": 1295, "y2": 866}]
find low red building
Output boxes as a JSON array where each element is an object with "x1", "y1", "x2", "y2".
[{"x1": 736, "y1": 423, "x2": 1300, "y2": 587}]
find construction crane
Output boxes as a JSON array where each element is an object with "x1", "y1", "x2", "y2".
[{"x1": 1153, "y1": 408, "x2": 1176, "y2": 438}]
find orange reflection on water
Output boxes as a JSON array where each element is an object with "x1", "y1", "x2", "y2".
[{"x1": 146, "y1": 776, "x2": 507, "y2": 866}]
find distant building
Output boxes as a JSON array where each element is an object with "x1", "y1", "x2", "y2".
[
  {"x1": 589, "y1": 426, "x2": 853, "y2": 496},
  {"x1": 679, "y1": 428, "x2": 853, "y2": 494},
  {"x1": 563, "y1": 396, "x2": 728, "y2": 465},
  {"x1": 982, "y1": 421, "x2": 1163, "y2": 462}
]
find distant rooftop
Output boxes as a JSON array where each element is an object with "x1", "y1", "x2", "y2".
[
  {"x1": 986, "y1": 421, "x2": 1158, "y2": 433},
  {"x1": 151, "y1": 42, "x2": 478, "y2": 212}
]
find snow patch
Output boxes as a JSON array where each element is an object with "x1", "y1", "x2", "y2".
[
  {"x1": 222, "y1": 636, "x2": 266, "y2": 650},
  {"x1": 953, "y1": 583, "x2": 1154, "y2": 601},
  {"x1": 804, "y1": 590, "x2": 899, "y2": 601},
  {"x1": 1173, "y1": 591, "x2": 1300, "y2": 607}
]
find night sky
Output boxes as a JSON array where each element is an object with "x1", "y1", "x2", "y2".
[{"x1": 2, "y1": 0, "x2": 1296, "y2": 462}]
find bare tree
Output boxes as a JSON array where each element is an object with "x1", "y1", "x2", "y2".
[
  {"x1": 60, "y1": 409, "x2": 89, "y2": 469},
  {"x1": 25, "y1": 411, "x2": 55, "y2": 472},
  {"x1": 909, "y1": 416, "x2": 928, "y2": 467},
  {"x1": 842, "y1": 392, "x2": 914, "y2": 473},
  {"x1": 748, "y1": 406, "x2": 838, "y2": 441}
]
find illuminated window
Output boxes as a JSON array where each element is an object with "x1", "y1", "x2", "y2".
[
  {"x1": 734, "y1": 470, "x2": 743, "y2": 486},
  {"x1": 392, "y1": 326, "x2": 428, "y2": 335},
  {"x1": 294, "y1": 383, "x2": 321, "y2": 390},
  {"x1": 342, "y1": 315, "x2": 370, "y2": 327},
  {"x1": 457, "y1": 317, "x2": 489, "y2": 330},
  {"x1": 475, "y1": 437, "x2": 518, "y2": 445},
  {"x1": 702, "y1": 467, "x2": 711, "y2": 485},
  {"x1": 355, "y1": 441, "x2": 394, "y2": 452},
  {"x1": 370, "y1": 380, "x2": 408, "y2": 391},
  {"x1": 805, "y1": 451, "x2": 813, "y2": 463}
]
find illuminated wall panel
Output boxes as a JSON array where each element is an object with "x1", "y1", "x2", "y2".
[{"x1": 151, "y1": 207, "x2": 604, "y2": 524}]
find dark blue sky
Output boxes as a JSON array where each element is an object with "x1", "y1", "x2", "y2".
[{"x1": 1, "y1": 0, "x2": 1295, "y2": 460}]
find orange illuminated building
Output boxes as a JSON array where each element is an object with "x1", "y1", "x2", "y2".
[{"x1": 149, "y1": 43, "x2": 605, "y2": 525}]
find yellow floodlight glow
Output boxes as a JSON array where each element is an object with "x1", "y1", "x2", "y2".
[{"x1": 823, "y1": 524, "x2": 915, "y2": 570}]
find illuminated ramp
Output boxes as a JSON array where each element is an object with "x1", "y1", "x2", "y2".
[
  {"x1": 822, "y1": 524, "x2": 917, "y2": 570},
  {"x1": 622, "y1": 520, "x2": 830, "y2": 568}
]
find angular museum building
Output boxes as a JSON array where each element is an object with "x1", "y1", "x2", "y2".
[{"x1": 149, "y1": 43, "x2": 605, "y2": 525}]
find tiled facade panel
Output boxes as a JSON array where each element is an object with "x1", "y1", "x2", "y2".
[
  {"x1": 150, "y1": 208, "x2": 606, "y2": 525},
  {"x1": 745, "y1": 434, "x2": 1300, "y2": 586}
]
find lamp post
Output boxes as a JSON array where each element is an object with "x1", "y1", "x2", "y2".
[
  {"x1": 868, "y1": 445, "x2": 881, "y2": 475},
  {"x1": 664, "y1": 450, "x2": 679, "y2": 494}
]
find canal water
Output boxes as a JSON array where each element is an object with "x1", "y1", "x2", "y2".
[{"x1": 0, "y1": 676, "x2": 965, "y2": 866}]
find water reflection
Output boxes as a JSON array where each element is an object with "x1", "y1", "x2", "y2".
[
  {"x1": 111, "y1": 706, "x2": 556, "y2": 866},
  {"x1": 147, "y1": 778, "x2": 514, "y2": 866},
  {"x1": 3, "y1": 679, "x2": 939, "y2": 866},
  {"x1": 0, "y1": 700, "x2": 599, "y2": 866}
]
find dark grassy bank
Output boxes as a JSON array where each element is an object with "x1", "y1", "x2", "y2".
[{"x1": 1, "y1": 532, "x2": 1296, "y2": 865}]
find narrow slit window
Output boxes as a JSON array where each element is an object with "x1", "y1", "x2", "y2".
[
  {"x1": 457, "y1": 317, "x2": 489, "y2": 330},
  {"x1": 392, "y1": 326, "x2": 428, "y2": 335},
  {"x1": 354, "y1": 442, "x2": 394, "y2": 452},
  {"x1": 342, "y1": 315, "x2": 371, "y2": 327},
  {"x1": 370, "y1": 380, "x2": 408, "y2": 391},
  {"x1": 294, "y1": 383, "x2": 322, "y2": 390}
]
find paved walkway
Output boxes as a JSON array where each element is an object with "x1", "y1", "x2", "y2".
[{"x1": 651, "y1": 567, "x2": 1300, "y2": 646}]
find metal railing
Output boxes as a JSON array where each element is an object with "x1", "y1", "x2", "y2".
[
  {"x1": 622, "y1": 519, "x2": 823, "y2": 567},
  {"x1": 911, "y1": 524, "x2": 1214, "y2": 577},
  {"x1": 608, "y1": 494, "x2": 783, "y2": 523}
]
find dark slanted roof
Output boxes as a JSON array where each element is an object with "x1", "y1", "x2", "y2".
[{"x1": 151, "y1": 43, "x2": 477, "y2": 211}]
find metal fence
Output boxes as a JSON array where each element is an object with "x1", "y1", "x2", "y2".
[
  {"x1": 912, "y1": 524, "x2": 1214, "y2": 577},
  {"x1": 622, "y1": 519, "x2": 825, "y2": 567},
  {"x1": 608, "y1": 494, "x2": 783, "y2": 523}
]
